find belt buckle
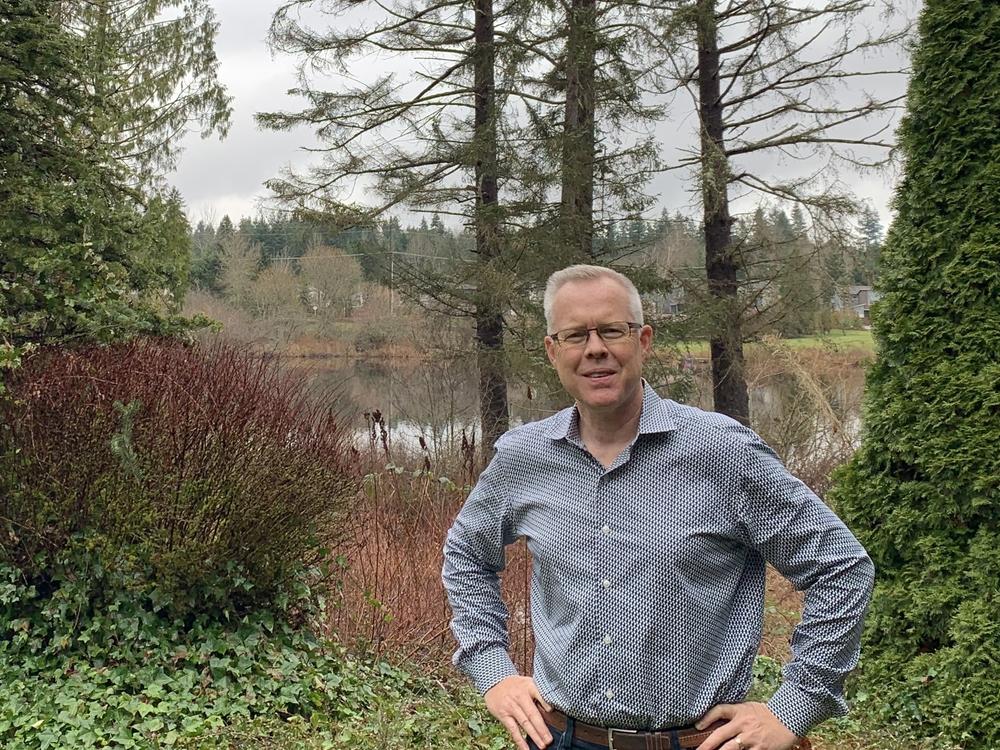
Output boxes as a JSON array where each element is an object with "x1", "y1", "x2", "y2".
[{"x1": 607, "y1": 726, "x2": 638, "y2": 750}]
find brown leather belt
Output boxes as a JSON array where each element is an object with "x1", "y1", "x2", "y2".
[
  {"x1": 541, "y1": 708, "x2": 723, "y2": 750},
  {"x1": 540, "y1": 708, "x2": 812, "y2": 750}
]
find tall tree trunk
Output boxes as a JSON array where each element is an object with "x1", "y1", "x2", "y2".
[
  {"x1": 473, "y1": 0, "x2": 509, "y2": 456},
  {"x1": 560, "y1": 0, "x2": 597, "y2": 259},
  {"x1": 696, "y1": 0, "x2": 749, "y2": 424}
]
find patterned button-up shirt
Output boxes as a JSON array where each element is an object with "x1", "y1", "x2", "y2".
[{"x1": 442, "y1": 382, "x2": 874, "y2": 737}]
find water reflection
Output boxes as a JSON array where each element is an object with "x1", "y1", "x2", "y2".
[
  {"x1": 298, "y1": 355, "x2": 549, "y2": 461},
  {"x1": 292, "y1": 352, "x2": 867, "y2": 484}
]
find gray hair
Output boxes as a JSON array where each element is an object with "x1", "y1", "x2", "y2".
[{"x1": 543, "y1": 264, "x2": 644, "y2": 331}]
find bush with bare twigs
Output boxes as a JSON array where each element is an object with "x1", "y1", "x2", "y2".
[
  {"x1": 326, "y1": 414, "x2": 534, "y2": 673},
  {"x1": 0, "y1": 339, "x2": 356, "y2": 611}
]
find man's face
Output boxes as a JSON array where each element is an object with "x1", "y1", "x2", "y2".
[{"x1": 544, "y1": 277, "x2": 653, "y2": 416}]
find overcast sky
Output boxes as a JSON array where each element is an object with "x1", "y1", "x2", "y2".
[{"x1": 168, "y1": 0, "x2": 920, "y2": 231}]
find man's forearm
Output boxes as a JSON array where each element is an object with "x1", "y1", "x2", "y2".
[
  {"x1": 442, "y1": 523, "x2": 518, "y2": 691},
  {"x1": 442, "y1": 450, "x2": 519, "y2": 691},
  {"x1": 766, "y1": 552, "x2": 875, "y2": 736}
]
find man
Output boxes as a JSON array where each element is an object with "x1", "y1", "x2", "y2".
[{"x1": 443, "y1": 265, "x2": 874, "y2": 750}]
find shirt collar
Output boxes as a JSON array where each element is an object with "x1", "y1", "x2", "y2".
[{"x1": 544, "y1": 380, "x2": 677, "y2": 441}]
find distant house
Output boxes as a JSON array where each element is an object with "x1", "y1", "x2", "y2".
[
  {"x1": 832, "y1": 285, "x2": 881, "y2": 320},
  {"x1": 644, "y1": 288, "x2": 687, "y2": 318},
  {"x1": 304, "y1": 285, "x2": 365, "y2": 314},
  {"x1": 740, "y1": 279, "x2": 779, "y2": 315}
]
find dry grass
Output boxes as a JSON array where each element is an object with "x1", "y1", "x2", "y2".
[
  {"x1": 745, "y1": 340, "x2": 866, "y2": 499},
  {"x1": 324, "y1": 419, "x2": 534, "y2": 674}
]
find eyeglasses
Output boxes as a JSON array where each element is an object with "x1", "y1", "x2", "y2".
[{"x1": 548, "y1": 321, "x2": 641, "y2": 347}]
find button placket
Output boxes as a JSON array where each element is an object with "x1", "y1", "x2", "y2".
[{"x1": 595, "y1": 473, "x2": 618, "y2": 708}]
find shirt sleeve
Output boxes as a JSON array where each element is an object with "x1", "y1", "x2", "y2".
[
  {"x1": 737, "y1": 434, "x2": 875, "y2": 737},
  {"x1": 442, "y1": 449, "x2": 521, "y2": 694}
]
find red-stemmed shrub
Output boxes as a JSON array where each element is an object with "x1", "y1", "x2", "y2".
[
  {"x1": 328, "y1": 431, "x2": 534, "y2": 673},
  {"x1": 0, "y1": 338, "x2": 356, "y2": 611},
  {"x1": 338, "y1": 481, "x2": 534, "y2": 673}
]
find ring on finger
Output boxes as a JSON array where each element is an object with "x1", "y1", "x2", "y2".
[{"x1": 735, "y1": 735, "x2": 745, "y2": 750}]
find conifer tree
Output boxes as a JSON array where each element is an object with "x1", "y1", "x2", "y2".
[
  {"x1": 829, "y1": 4, "x2": 1000, "y2": 747},
  {"x1": 856, "y1": 203, "x2": 884, "y2": 284},
  {"x1": 60, "y1": 0, "x2": 231, "y2": 186},
  {"x1": 511, "y1": 0, "x2": 664, "y2": 264},
  {"x1": 1, "y1": 0, "x2": 185, "y2": 371},
  {"x1": 662, "y1": 0, "x2": 907, "y2": 423},
  {"x1": 259, "y1": 0, "x2": 517, "y2": 451}
]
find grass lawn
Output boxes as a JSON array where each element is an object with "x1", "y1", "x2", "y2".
[
  {"x1": 778, "y1": 329, "x2": 874, "y2": 351},
  {"x1": 668, "y1": 329, "x2": 874, "y2": 359}
]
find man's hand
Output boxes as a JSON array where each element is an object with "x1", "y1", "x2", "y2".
[
  {"x1": 695, "y1": 702, "x2": 800, "y2": 750},
  {"x1": 484, "y1": 676, "x2": 554, "y2": 750}
]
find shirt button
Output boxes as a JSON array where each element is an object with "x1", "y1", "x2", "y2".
[
  {"x1": 601, "y1": 524, "x2": 611, "y2": 535},
  {"x1": 602, "y1": 634, "x2": 612, "y2": 645},
  {"x1": 602, "y1": 578, "x2": 611, "y2": 589},
  {"x1": 605, "y1": 689, "x2": 615, "y2": 700}
]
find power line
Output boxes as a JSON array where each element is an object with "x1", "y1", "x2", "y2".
[{"x1": 268, "y1": 251, "x2": 462, "y2": 262}]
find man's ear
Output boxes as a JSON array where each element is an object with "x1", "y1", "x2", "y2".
[
  {"x1": 544, "y1": 335, "x2": 557, "y2": 366},
  {"x1": 639, "y1": 324, "x2": 653, "y2": 355}
]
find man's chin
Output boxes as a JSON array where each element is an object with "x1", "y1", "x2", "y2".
[{"x1": 577, "y1": 391, "x2": 624, "y2": 411}]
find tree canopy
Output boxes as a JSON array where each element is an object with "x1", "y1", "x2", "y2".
[{"x1": 0, "y1": 0, "x2": 227, "y2": 378}]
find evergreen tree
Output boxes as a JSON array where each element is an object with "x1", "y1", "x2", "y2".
[
  {"x1": 216, "y1": 215, "x2": 235, "y2": 240},
  {"x1": 190, "y1": 220, "x2": 221, "y2": 291},
  {"x1": 664, "y1": 0, "x2": 908, "y2": 423},
  {"x1": 856, "y1": 202, "x2": 884, "y2": 284},
  {"x1": 757, "y1": 208, "x2": 822, "y2": 338},
  {"x1": 259, "y1": 0, "x2": 527, "y2": 452},
  {"x1": 1, "y1": 0, "x2": 231, "y2": 361},
  {"x1": 128, "y1": 189, "x2": 192, "y2": 307},
  {"x1": 790, "y1": 205, "x2": 807, "y2": 238},
  {"x1": 0, "y1": 0, "x2": 190, "y2": 373},
  {"x1": 61, "y1": 0, "x2": 231, "y2": 185},
  {"x1": 829, "y1": 4, "x2": 1000, "y2": 747},
  {"x1": 558, "y1": 0, "x2": 597, "y2": 258},
  {"x1": 511, "y1": 0, "x2": 663, "y2": 264}
]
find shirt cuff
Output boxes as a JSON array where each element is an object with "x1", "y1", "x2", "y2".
[
  {"x1": 766, "y1": 682, "x2": 838, "y2": 738},
  {"x1": 460, "y1": 645, "x2": 520, "y2": 695}
]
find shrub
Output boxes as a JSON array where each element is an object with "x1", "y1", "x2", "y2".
[
  {"x1": 352, "y1": 322, "x2": 398, "y2": 354},
  {"x1": 328, "y1": 461, "x2": 534, "y2": 672},
  {"x1": 828, "y1": 3, "x2": 1000, "y2": 747},
  {"x1": 0, "y1": 338, "x2": 356, "y2": 612}
]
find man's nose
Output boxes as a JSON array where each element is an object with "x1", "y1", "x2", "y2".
[{"x1": 583, "y1": 329, "x2": 609, "y2": 355}]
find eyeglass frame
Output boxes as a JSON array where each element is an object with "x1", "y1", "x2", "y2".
[{"x1": 547, "y1": 321, "x2": 642, "y2": 347}]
